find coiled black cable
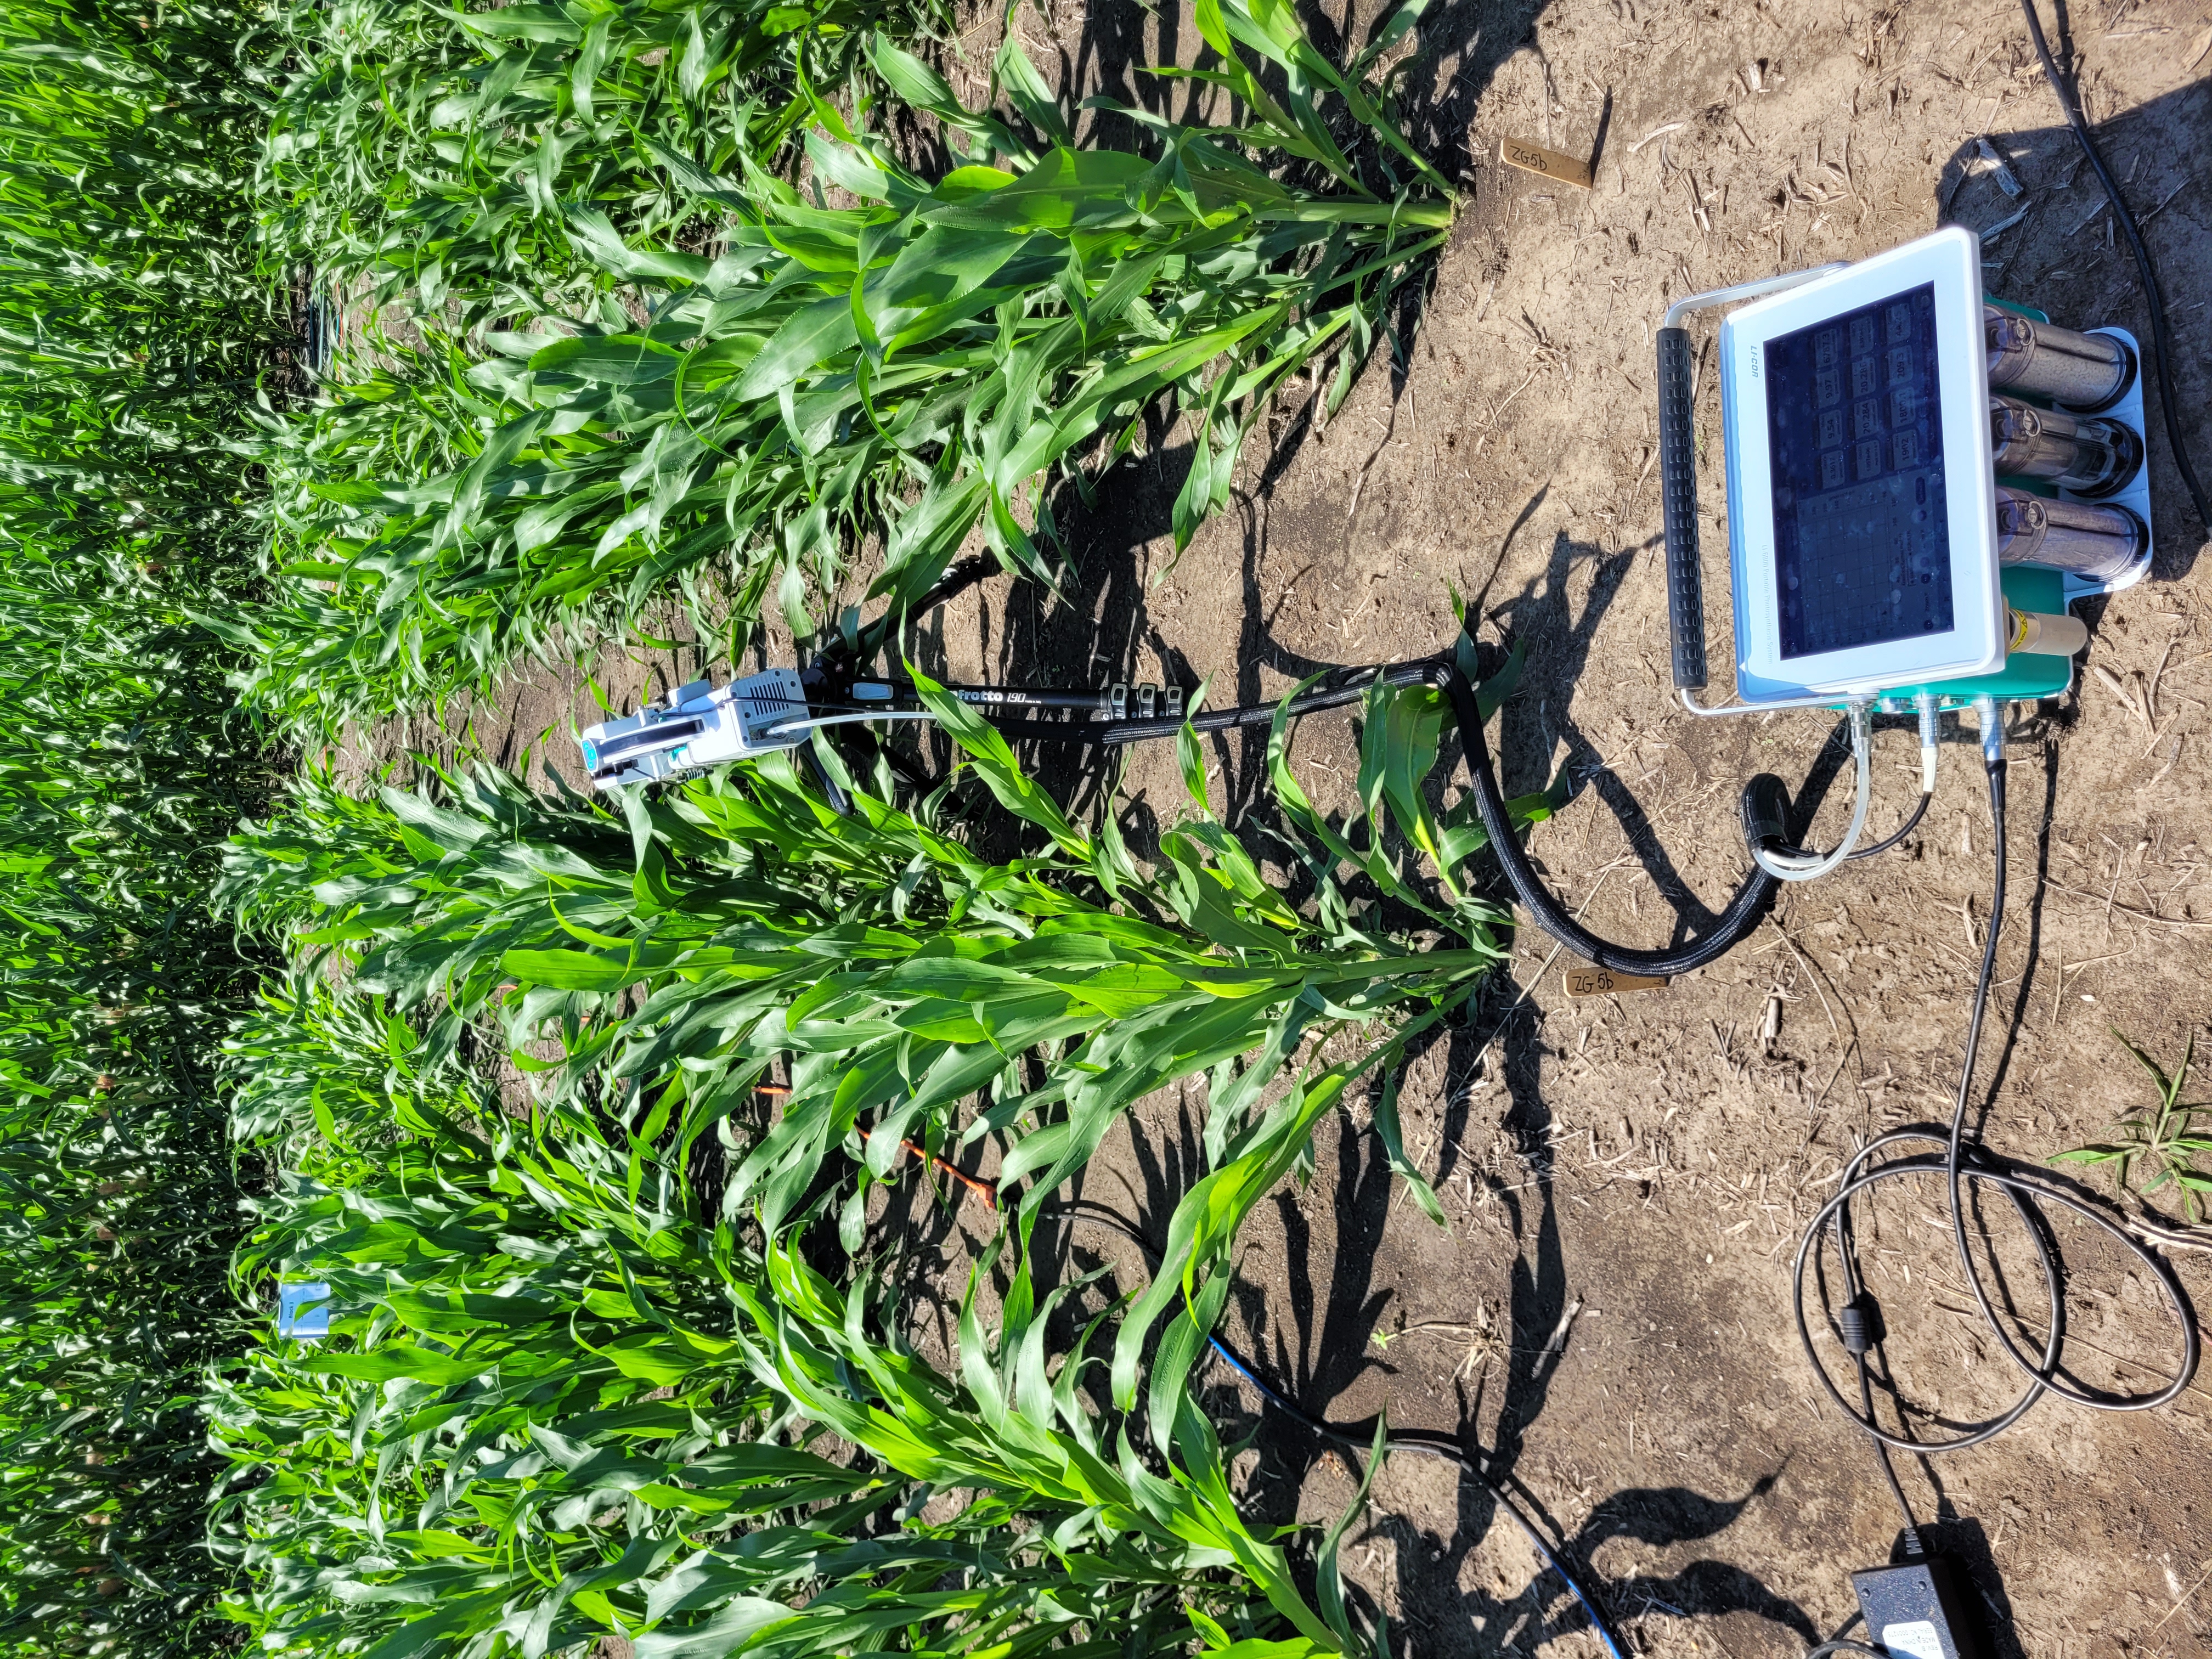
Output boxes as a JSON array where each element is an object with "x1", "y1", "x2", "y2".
[
  {"x1": 1052, "y1": 1199, "x2": 1634, "y2": 1659},
  {"x1": 1790, "y1": 751, "x2": 2198, "y2": 1533}
]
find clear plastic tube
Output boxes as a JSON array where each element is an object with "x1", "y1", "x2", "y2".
[
  {"x1": 1751, "y1": 702, "x2": 1874, "y2": 884},
  {"x1": 1984, "y1": 306, "x2": 2134, "y2": 411},
  {"x1": 1989, "y1": 393, "x2": 2141, "y2": 496},
  {"x1": 1994, "y1": 486, "x2": 2146, "y2": 582}
]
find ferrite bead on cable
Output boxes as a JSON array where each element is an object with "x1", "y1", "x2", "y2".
[{"x1": 1838, "y1": 1299, "x2": 1881, "y2": 1356}]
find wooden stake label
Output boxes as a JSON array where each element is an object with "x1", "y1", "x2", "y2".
[
  {"x1": 1498, "y1": 135, "x2": 1595, "y2": 190},
  {"x1": 1563, "y1": 966, "x2": 1668, "y2": 998}
]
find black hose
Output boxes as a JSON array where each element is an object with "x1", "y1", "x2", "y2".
[
  {"x1": 1769, "y1": 774, "x2": 1926, "y2": 866},
  {"x1": 2018, "y1": 0, "x2": 2210, "y2": 543},
  {"x1": 1439, "y1": 664, "x2": 1781, "y2": 978},
  {"x1": 979, "y1": 658, "x2": 1448, "y2": 746},
  {"x1": 843, "y1": 554, "x2": 999, "y2": 667},
  {"x1": 985, "y1": 653, "x2": 1782, "y2": 976},
  {"x1": 1053, "y1": 1200, "x2": 1634, "y2": 1659}
]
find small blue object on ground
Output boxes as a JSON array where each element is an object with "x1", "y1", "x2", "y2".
[{"x1": 277, "y1": 1281, "x2": 333, "y2": 1341}]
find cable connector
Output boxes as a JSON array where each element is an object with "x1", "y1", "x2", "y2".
[
  {"x1": 1915, "y1": 691, "x2": 1940, "y2": 795},
  {"x1": 1973, "y1": 695, "x2": 2004, "y2": 772},
  {"x1": 1741, "y1": 773, "x2": 1790, "y2": 850},
  {"x1": 1837, "y1": 1295, "x2": 1886, "y2": 1356}
]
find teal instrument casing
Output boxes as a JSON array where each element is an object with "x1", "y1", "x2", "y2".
[{"x1": 1711, "y1": 236, "x2": 2152, "y2": 713}]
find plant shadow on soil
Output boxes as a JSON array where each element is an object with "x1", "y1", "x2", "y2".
[
  {"x1": 873, "y1": 509, "x2": 2167, "y2": 1656},
  {"x1": 893, "y1": 0, "x2": 1899, "y2": 1618},
  {"x1": 1019, "y1": 518, "x2": 1857, "y2": 1654},
  {"x1": 855, "y1": 499, "x2": 1838, "y2": 1646},
  {"x1": 949, "y1": 0, "x2": 1564, "y2": 817},
  {"x1": 349, "y1": 1, "x2": 2212, "y2": 1650},
  {"x1": 1004, "y1": 1026, "x2": 1828, "y2": 1656},
  {"x1": 879, "y1": 37, "x2": 2212, "y2": 1659}
]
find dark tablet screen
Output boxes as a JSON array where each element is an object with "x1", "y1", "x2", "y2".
[{"x1": 1764, "y1": 283, "x2": 1952, "y2": 660}]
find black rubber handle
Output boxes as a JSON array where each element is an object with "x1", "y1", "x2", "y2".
[{"x1": 1657, "y1": 325, "x2": 1706, "y2": 691}]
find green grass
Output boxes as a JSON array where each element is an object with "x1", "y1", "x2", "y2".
[
  {"x1": 250, "y1": 0, "x2": 951, "y2": 328},
  {"x1": 2050, "y1": 1029, "x2": 2212, "y2": 1224},
  {"x1": 221, "y1": 0, "x2": 1455, "y2": 740},
  {"x1": 0, "y1": 0, "x2": 1502, "y2": 1652},
  {"x1": 0, "y1": 3, "x2": 275, "y2": 1649}
]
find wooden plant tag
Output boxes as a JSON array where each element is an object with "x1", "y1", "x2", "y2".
[
  {"x1": 1498, "y1": 134, "x2": 1595, "y2": 190},
  {"x1": 1562, "y1": 966, "x2": 1668, "y2": 998}
]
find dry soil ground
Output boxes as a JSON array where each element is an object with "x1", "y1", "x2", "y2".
[{"x1": 359, "y1": 0, "x2": 2212, "y2": 1654}]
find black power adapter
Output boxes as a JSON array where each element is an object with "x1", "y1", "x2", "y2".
[{"x1": 1849, "y1": 1551, "x2": 1992, "y2": 1659}]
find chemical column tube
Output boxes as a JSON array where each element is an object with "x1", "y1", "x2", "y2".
[
  {"x1": 1995, "y1": 487, "x2": 2147, "y2": 582},
  {"x1": 1984, "y1": 307, "x2": 2135, "y2": 412},
  {"x1": 2006, "y1": 606, "x2": 2090, "y2": 657},
  {"x1": 1989, "y1": 394, "x2": 2142, "y2": 496}
]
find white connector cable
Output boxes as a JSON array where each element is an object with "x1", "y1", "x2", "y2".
[
  {"x1": 1751, "y1": 699, "x2": 1877, "y2": 883},
  {"x1": 1916, "y1": 691, "x2": 1942, "y2": 795},
  {"x1": 757, "y1": 709, "x2": 941, "y2": 741}
]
